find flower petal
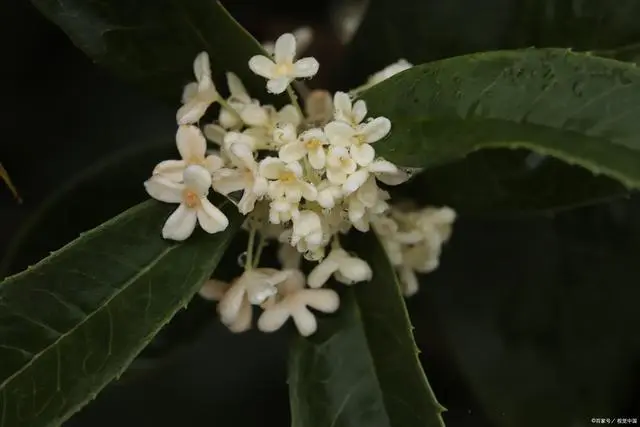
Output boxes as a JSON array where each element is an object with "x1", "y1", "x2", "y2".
[
  {"x1": 301, "y1": 289, "x2": 340, "y2": 312},
  {"x1": 228, "y1": 299, "x2": 252, "y2": 333},
  {"x1": 219, "y1": 107, "x2": 242, "y2": 129},
  {"x1": 259, "y1": 157, "x2": 286, "y2": 180},
  {"x1": 274, "y1": 33, "x2": 296, "y2": 63},
  {"x1": 249, "y1": 55, "x2": 277, "y2": 79},
  {"x1": 324, "y1": 121, "x2": 355, "y2": 146},
  {"x1": 226, "y1": 71, "x2": 250, "y2": 103},
  {"x1": 267, "y1": 77, "x2": 292, "y2": 95},
  {"x1": 193, "y1": 52, "x2": 211, "y2": 82},
  {"x1": 277, "y1": 104, "x2": 302, "y2": 127},
  {"x1": 212, "y1": 169, "x2": 246, "y2": 194},
  {"x1": 177, "y1": 125, "x2": 206, "y2": 160},
  {"x1": 333, "y1": 91, "x2": 352, "y2": 122},
  {"x1": 177, "y1": 100, "x2": 209, "y2": 125},
  {"x1": 152, "y1": 160, "x2": 186, "y2": 182},
  {"x1": 203, "y1": 124, "x2": 226, "y2": 145},
  {"x1": 376, "y1": 169, "x2": 410, "y2": 186},
  {"x1": 308, "y1": 146, "x2": 326, "y2": 169},
  {"x1": 198, "y1": 279, "x2": 228, "y2": 301},
  {"x1": 352, "y1": 100, "x2": 367, "y2": 124},
  {"x1": 204, "y1": 154, "x2": 224, "y2": 173},
  {"x1": 300, "y1": 181, "x2": 318, "y2": 201},
  {"x1": 197, "y1": 199, "x2": 229, "y2": 234},
  {"x1": 398, "y1": 266, "x2": 419, "y2": 296},
  {"x1": 290, "y1": 306, "x2": 317, "y2": 337},
  {"x1": 350, "y1": 143, "x2": 375, "y2": 167},
  {"x1": 369, "y1": 159, "x2": 399, "y2": 174},
  {"x1": 181, "y1": 82, "x2": 198, "y2": 104},
  {"x1": 258, "y1": 305, "x2": 291, "y2": 333},
  {"x1": 162, "y1": 204, "x2": 197, "y2": 241},
  {"x1": 279, "y1": 141, "x2": 307, "y2": 163},
  {"x1": 326, "y1": 168, "x2": 347, "y2": 185},
  {"x1": 240, "y1": 103, "x2": 269, "y2": 127},
  {"x1": 144, "y1": 175, "x2": 183, "y2": 203},
  {"x1": 343, "y1": 169, "x2": 369, "y2": 194},
  {"x1": 307, "y1": 257, "x2": 340, "y2": 288},
  {"x1": 292, "y1": 57, "x2": 319, "y2": 78},
  {"x1": 218, "y1": 281, "x2": 247, "y2": 325},
  {"x1": 183, "y1": 164, "x2": 212, "y2": 196},
  {"x1": 237, "y1": 189, "x2": 258, "y2": 214},
  {"x1": 359, "y1": 117, "x2": 391, "y2": 143}
]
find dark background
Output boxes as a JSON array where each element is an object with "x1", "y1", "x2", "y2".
[{"x1": 1, "y1": 1, "x2": 639, "y2": 426}]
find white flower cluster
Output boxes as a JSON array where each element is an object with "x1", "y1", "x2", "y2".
[{"x1": 143, "y1": 32, "x2": 455, "y2": 336}]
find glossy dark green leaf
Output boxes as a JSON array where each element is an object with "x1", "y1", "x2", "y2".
[
  {"x1": 0, "y1": 199, "x2": 242, "y2": 427},
  {"x1": 29, "y1": 0, "x2": 271, "y2": 102},
  {"x1": 288, "y1": 232, "x2": 445, "y2": 427},
  {"x1": 391, "y1": 149, "x2": 628, "y2": 215},
  {"x1": 338, "y1": 0, "x2": 640, "y2": 215},
  {"x1": 362, "y1": 49, "x2": 640, "y2": 191}
]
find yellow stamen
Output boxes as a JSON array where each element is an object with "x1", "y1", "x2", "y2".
[
  {"x1": 305, "y1": 138, "x2": 322, "y2": 150},
  {"x1": 275, "y1": 63, "x2": 293, "y2": 76},
  {"x1": 183, "y1": 190, "x2": 200, "y2": 208},
  {"x1": 279, "y1": 171, "x2": 297, "y2": 184}
]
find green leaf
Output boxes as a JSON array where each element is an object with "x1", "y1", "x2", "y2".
[
  {"x1": 391, "y1": 149, "x2": 628, "y2": 215},
  {"x1": 288, "y1": 232, "x2": 445, "y2": 427},
  {"x1": 362, "y1": 49, "x2": 640, "y2": 191},
  {"x1": 29, "y1": 0, "x2": 271, "y2": 102},
  {"x1": 0, "y1": 199, "x2": 242, "y2": 427}
]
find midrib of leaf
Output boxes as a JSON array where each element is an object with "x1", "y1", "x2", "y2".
[{"x1": 0, "y1": 244, "x2": 174, "y2": 391}]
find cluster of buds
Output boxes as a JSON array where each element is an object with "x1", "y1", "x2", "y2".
[{"x1": 143, "y1": 31, "x2": 455, "y2": 336}]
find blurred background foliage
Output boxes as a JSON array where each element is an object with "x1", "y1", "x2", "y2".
[{"x1": 0, "y1": 0, "x2": 638, "y2": 426}]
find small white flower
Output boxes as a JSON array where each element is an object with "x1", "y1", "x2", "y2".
[
  {"x1": 343, "y1": 158, "x2": 399, "y2": 194},
  {"x1": 307, "y1": 247, "x2": 372, "y2": 288},
  {"x1": 316, "y1": 180, "x2": 343, "y2": 209},
  {"x1": 269, "y1": 198, "x2": 300, "y2": 224},
  {"x1": 259, "y1": 157, "x2": 317, "y2": 203},
  {"x1": 263, "y1": 27, "x2": 313, "y2": 57},
  {"x1": 258, "y1": 269, "x2": 339, "y2": 336},
  {"x1": 249, "y1": 33, "x2": 320, "y2": 94},
  {"x1": 212, "y1": 142, "x2": 268, "y2": 214},
  {"x1": 333, "y1": 91, "x2": 367, "y2": 126},
  {"x1": 153, "y1": 125, "x2": 224, "y2": 182},
  {"x1": 199, "y1": 279, "x2": 251, "y2": 332},
  {"x1": 273, "y1": 122, "x2": 298, "y2": 146},
  {"x1": 324, "y1": 118, "x2": 391, "y2": 167},
  {"x1": 241, "y1": 103, "x2": 301, "y2": 130},
  {"x1": 218, "y1": 268, "x2": 291, "y2": 327},
  {"x1": 218, "y1": 72, "x2": 255, "y2": 129},
  {"x1": 325, "y1": 146, "x2": 357, "y2": 184},
  {"x1": 178, "y1": 52, "x2": 219, "y2": 124},
  {"x1": 144, "y1": 165, "x2": 229, "y2": 241},
  {"x1": 367, "y1": 59, "x2": 413, "y2": 86},
  {"x1": 279, "y1": 128, "x2": 328, "y2": 169},
  {"x1": 291, "y1": 210, "x2": 324, "y2": 249}
]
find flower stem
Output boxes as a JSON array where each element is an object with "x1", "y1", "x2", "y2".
[
  {"x1": 286, "y1": 85, "x2": 305, "y2": 119},
  {"x1": 245, "y1": 227, "x2": 256, "y2": 270},
  {"x1": 252, "y1": 234, "x2": 267, "y2": 269},
  {"x1": 218, "y1": 97, "x2": 242, "y2": 124}
]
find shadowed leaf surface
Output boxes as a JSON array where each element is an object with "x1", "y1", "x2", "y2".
[
  {"x1": 288, "y1": 232, "x2": 445, "y2": 427},
  {"x1": 0, "y1": 199, "x2": 242, "y2": 427}
]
